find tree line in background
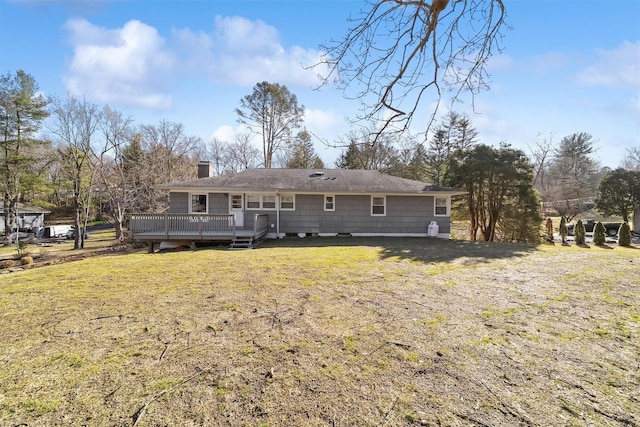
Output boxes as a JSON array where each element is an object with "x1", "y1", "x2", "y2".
[
  {"x1": 1, "y1": 71, "x2": 201, "y2": 248},
  {"x1": 2, "y1": 71, "x2": 639, "y2": 249}
]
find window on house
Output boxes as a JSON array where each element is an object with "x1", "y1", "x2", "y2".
[
  {"x1": 191, "y1": 194, "x2": 207, "y2": 213},
  {"x1": 280, "y1": 195, "x2": 295, "y2": 210},
  {"x1": 371, "y1": 196, "x2": 385, "y2": 216},
  {"x1": 435, "y1": 197, "x2": 449, "y2": 216},
  {"x1": 324, "y1": 195, "x2": 335, "y2": 211},
  {"x1": 246, "y1": 194, "x2": 277, "y2": 210},
  {"x1": 246, "y1": 194, "x2": 261, "y2": 209},
  {"x1": 231, "y1": 194, "x2": 243, "y2": 209},
  {"x1": 263, "y1": 195, "x2": 276, "y2": 209}
]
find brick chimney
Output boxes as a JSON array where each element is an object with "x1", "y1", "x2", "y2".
[{"x1": 197, "y1": 160, "x2": 213, "y2": 178}]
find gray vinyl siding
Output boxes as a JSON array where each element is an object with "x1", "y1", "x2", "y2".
[
  {"x1": 280, "y1": 194, "x2": 449, "y2": 234},
  {"x1": 169, "y1": 192, "x2": 188, "y2": 213},
  {"x1": 169, "y1": 191, "x2": 449, "y2": 234},
  {"x1": 208, "y1": 193, "x2": 228, "y2": 214}
]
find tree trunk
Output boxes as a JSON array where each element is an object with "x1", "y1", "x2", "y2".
[
  {"x1": 114, "y1": 203, "x2": 125, "y2": 241},
  {"x1": 73, "y1": 175, "x2": 82, "y2": 250},
  {"x1": 115, "y1": 220, "x2": 124, "y2": 241},
  {"x1": 74, "y1": 204, "x2": 81, "y2": 249},
  {"x1": 3, "y1": 195, "x2": 14, "y2": 245}
]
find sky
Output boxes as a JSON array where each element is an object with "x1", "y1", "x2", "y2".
[{"x1": 1, "y1": 0, "x2": 639, "y2": 169}]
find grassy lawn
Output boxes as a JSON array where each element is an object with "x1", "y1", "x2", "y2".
[{"x1": 0, "y1": 234, "x2": 638, "y2": 426}]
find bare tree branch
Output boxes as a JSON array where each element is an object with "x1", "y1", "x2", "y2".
[{"x1": 316, "y1": 0, "x2": 507, "y2": 142}]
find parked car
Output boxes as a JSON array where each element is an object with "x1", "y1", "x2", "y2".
[
  {"x1": 37, "y1": 225, "x2": 73, "y2": 238},
  {"x1": 66, "y1": 227, "x2": 89, "y2": 240},
  {"x1": 567, "y1": 219, "x2": 622, "y2": 236},
  {"x1": 10, "y1": 231, "x2": 33, "y2": 240}
]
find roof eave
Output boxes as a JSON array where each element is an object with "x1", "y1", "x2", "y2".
[{"x1": 159, "y1": 186, "x2": 466, "y2": 196}]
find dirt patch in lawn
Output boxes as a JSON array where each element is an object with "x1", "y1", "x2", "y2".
[{"x1": 0, "y1": 237, "x2": 638, "y2": 426}]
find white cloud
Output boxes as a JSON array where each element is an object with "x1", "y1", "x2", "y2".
[
  {"x1": 213, "y1": 15, "x2": 282, "y2": 55},
  {"x1": 304, "y1": 108, "x2": 344, "y2": 132},
  {"x1": 63, "y1": 18, "x2": 174, "y2": 109},
  {"x1": 487, "y1": 53, "x2": 517, "y2": 72},
  {"x1": 62, "y1": 15, "x2": 331, "y2": 111},
  {"x1": 302, "y1": 108, "x2": 348, "y2": 151},
  {"x1": 211, "y1": 125, "x2": 236, "y2": 142},
  {"x1": 176, "y1": 15, "x2": 330, "y2": 88},
  {"x1": 577, "y1": 40, "x2": 640, "y2": 89}
]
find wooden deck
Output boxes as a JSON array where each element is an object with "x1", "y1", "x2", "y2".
[{"x1": 129, "y1": 213, "x2": 268, "y2": 249}]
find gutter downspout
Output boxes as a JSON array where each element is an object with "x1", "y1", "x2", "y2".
[{"x1": 276, "y1": 190, "x2": 280, "y2": 238}]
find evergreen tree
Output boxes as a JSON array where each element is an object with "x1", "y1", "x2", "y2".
[
  {"x1": 617, "y1": 222, "x2": 631, "y2": 247},
  {"x1": 335, "y1": 141, "x2": 365, "y2": 169},
  {"x1": 593, "y1": 221, "x2": 606, "y2": 245},
  {"x1": 451, "y1": 114, "x2": 479, "y2": 150},
  {"x1": 284, "y1": 130, "x2": 324, "y2": 169},
  {"x1": 0, "y1": 70, "x2": 50, "y2": 239},
  {"x1": 425, "y1": 129, "x2": 449, "y2": 185},
  {"x1": 595, "y1": 168, "x2": 640, "y2": 224},
  {"x1": 444, "y1": 143, "x2": 541, "y2": 242},
  {"x1": 547, "y1": 132, "x2": 600, "y2": 220},
  {"x1": 334, "y1": 127, "x2": 399, "y2": 172},
  {"x1": 426, "y1": 111, "x2": 478, "y2": 185},
  {"x1": 406, "y1": 143, "x2": 429, "y2": 182}
]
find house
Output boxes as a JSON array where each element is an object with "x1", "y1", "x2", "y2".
[
  {"x1": 0, "y1": 202, "x2": 50, "y2": 234},
  {"x1": 129, "y1": 163, "x2": 465, "y2": 249}
]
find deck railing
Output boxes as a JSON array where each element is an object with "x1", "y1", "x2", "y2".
[
  {"x1": 253, "y1": 214, "x2": 269, "y2": 239},
  {"x1": 129, "y1": 213, "x2": 236, "y2": 240},
  {"x1": 129, "y1": 213, "x2": 270, "y2": 243}
]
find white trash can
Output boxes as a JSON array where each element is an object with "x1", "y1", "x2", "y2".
[{"x1": 428, "y1": 221, "x2": 439, "y2": 237}]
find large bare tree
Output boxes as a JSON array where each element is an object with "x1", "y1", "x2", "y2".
[
  {"x1": 49, "y1": 95, "x2": 101, "y2": 249},
  {"x1": 205, "y1": 133, "x2": 261, "y2": 174},
  {"x1": 622, "y1": 147, "x2": 640, "y2": 171},
  {"x1": 134, "y1": 120, "x2": 201, "y2": 212},
  {"x1": 235, "y1": 81, "x2": 304, "y2": 168},
  {"x1": 96, "y1": 106, "x2": 135, "y2": 240},
  {"x1": 318, "y1": 0, "x2": 506, "y2": 140}
]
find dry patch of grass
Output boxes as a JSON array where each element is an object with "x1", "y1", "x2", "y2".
[
  {"x1": 0, "y1": 237, "x2": 638, "y2": 426},
  {"x1": 0, "y1": 228, "x2": 130, "y2": 267}
]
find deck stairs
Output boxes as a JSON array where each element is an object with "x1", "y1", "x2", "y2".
[{"x1": 229, "y1": 235, "x2": 264, "y2": 249}]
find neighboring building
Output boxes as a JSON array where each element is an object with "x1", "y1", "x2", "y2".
[
  {"x1": 130, "y1": 164, "x2": 465, "y2": 248},
  {"x1": 0, "y1": 202, "x2": 50, "y2": 233}
]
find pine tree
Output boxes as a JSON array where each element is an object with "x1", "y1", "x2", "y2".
[
  {"x1": 444, "y1": 143, "x2": 541, "y2": 242},
  {"x1": 618, "y1": 222, "x2": 631, "y2": 247},
  {"x1": 285, "y1": 130, "x2": 324, "y2": 169},
  {"x1": 593, "y1": 221, "x2": 606, "y2": 245},
  {"x1": 1, "y1": 70, "x2": 50, "y2": 241}
]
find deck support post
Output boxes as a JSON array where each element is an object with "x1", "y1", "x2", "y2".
[{"x1": 147, "y1": 242, "x2": 155, "y2": 254}]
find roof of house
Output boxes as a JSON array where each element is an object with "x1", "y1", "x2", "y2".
[
  {"x1": 158, "y1": 168, "x2": 465, "y2": 195},
  {"x1": 0, "y1": 202, "x2": 50, "y2": 214}
]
